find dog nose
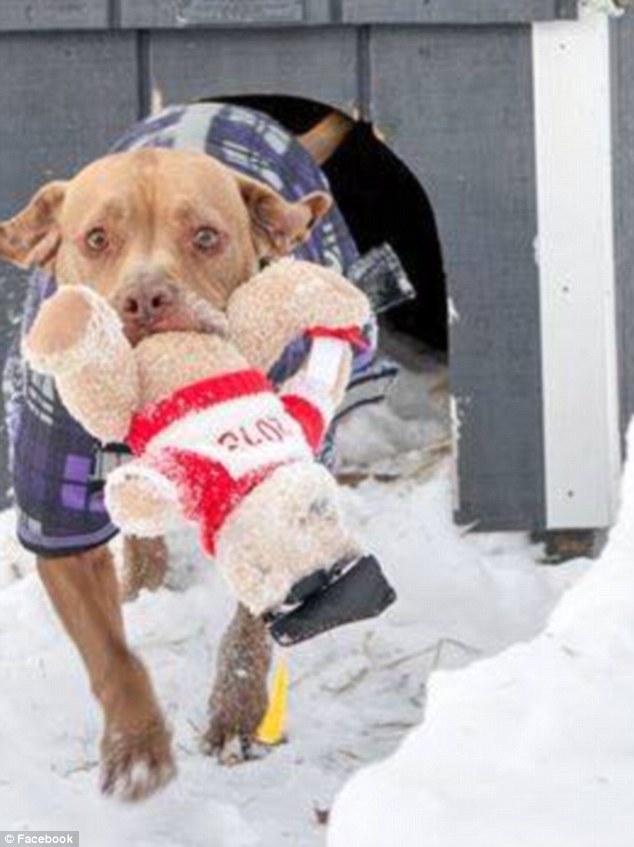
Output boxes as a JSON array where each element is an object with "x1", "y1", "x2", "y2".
[{"x1": 121, "y1": 282, "x2": 176, "y2": 322}]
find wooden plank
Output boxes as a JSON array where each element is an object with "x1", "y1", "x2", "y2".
[
  {"x1": 0, "y1": 32, "x2": 139, "y2": 506},
  {"x1": 369, "y1": 26, "x2": 545, "y2": 530},
  {"x1": 0, "y1": 0, "x2": 109, "y2": 30},
  {"x1": 343, "y1": 0, "x2": 578, "y2": 24},
  {"x1": 612, "y1": 15, "x2": 634, "y2": 433},
  {"x1": 151, "y1": 28, "x2": 358, "y2": 112},
  {"x1": 119, "y1": 0, "x2": 331, "y2": 27},
  {"x1": 533, "y1": 14, "x2": 620, "y2": 529}
]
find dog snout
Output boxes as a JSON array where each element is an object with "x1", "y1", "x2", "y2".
[
  {"x1": 119, "y1": 281, "x2": 177, "y2": 323},
  {"x1": 112, "y1": 267, "x2": 226, "y2": 342}
]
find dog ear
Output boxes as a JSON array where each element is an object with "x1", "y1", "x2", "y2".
[
  {"x1": 236, "y1": 174, "x2": 332, "y2": 259},
  {"x1": 0, "y1": 180, "x2": 67, "y2": 270}
]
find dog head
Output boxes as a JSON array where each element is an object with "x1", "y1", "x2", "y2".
[{"x1": 0, "y1": 148, "x2": 331, "y2": 343}]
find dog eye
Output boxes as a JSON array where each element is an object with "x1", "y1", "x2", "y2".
[
  {"x1": 85, "y1": 227, "x2": 109, "y2": 252},
  {"x1": 193, "y1": 227, "x2": 220, "y2": 251}
]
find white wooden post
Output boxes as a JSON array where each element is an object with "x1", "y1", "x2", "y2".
[{"x1": 532, "y1": 8, "x2": 622, "y2": 528}]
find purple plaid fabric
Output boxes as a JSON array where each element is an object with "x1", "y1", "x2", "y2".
[{"x1": 5, "y1": 103, "x2": 365, "y2": 556}]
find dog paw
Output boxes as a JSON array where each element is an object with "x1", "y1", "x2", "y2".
[
  {"x1": 202, "y1": 687, "x2": 270, "y2": 765},
  {"x1": 201, "y1": 717, "x2": 266, "y2": 765},
  {"x1": 100, "y1": 720, "x2": 176, "y2": 802}
]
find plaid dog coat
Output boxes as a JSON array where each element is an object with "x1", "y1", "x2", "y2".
[{"x1": 4, "y1": 102, "x2": 406, "y2": 556}]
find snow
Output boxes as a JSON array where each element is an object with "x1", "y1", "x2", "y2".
[
  {"x1": 0, "y1": 358, "x2": 590, "y2": 845},
  {"x1": 329, "y1": 427, "x2": 634, "y2": 847},
  {"x1": 581, "y1": 0, "x2": 625, "y2": 15}
]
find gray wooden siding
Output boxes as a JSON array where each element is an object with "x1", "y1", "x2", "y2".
[
  {"x1": 119, "y1": 0, "x2": 575, "y2": 28},
  {"x1": 119, "y1": 0, "x2": 331, "y2": 27},
  {"x1": 368, "y1": 26, "x2": 545, "y2": 529},
  {"x1": 151, "y1": 28, "x2": 358, "y2": 109},
  {"x1": 0, "y1": 1, "x2": 110, "y2": 31},
  {"x1": 342, "y1": 0, "x2": 577, "y2": 24}
]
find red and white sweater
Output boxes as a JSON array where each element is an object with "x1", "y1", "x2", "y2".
[{"x1": 125, "y1": 327, "x2": 367, "y2": 554}]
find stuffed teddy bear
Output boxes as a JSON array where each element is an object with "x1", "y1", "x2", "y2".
[{"x1": 23, "y1": 259, "x2": 396, "y2": 645}]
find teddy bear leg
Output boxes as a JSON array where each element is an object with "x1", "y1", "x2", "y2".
[
  {"x1": 216, "y1": 463, "x2": 360, "y2": 616},
  {"x1": 216, "y1": 463, "x2": 396, "y2": 644},
  {"x1": 105, "y1": 461, "x2": 182, "y2": 540}
]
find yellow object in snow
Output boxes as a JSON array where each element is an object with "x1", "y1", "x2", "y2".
[{"x1": 256, "y1": 658, "x2": 289, "y2": 745}]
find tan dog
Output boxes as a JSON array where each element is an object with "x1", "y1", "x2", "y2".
[{"x1": 0, "y1": 147, "x2": 332, "y2": 800}]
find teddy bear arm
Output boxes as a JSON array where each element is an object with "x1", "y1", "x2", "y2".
[
  {"x1": 23, "y1": 285, "x2": 140, "y2": 444},
  {"x1": 227, "y1": 259, "x2": 371, "y2": 373},
  {"x1": 279, "y1": 340, "x2": 353, "y2": 453},
  {"x1": 303, "y1": 339, "x2": 353, "y2": 409}
]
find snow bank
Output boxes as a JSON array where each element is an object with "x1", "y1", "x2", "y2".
[{"x1": 329, "y1": 425, "x2": 634, "y2": 847}]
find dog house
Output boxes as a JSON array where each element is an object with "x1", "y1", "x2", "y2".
[{"x1": 1, "y1": 1, "x2": 633, "y2": 540}]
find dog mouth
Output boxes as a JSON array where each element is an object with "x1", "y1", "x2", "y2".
[{"x1": 120, "y1": 291, "x2": 229, "y2": 347}]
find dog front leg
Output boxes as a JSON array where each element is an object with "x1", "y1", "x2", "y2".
[
  {"x1": 37, "y1": 544, "x2": 176, "y2": 800},
  {"x1": 203, "y1": 603, "x2": 273, "y2": 764},
  {"x1": 121, "y1": 536, "x2": 169, "y2": 602}
]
